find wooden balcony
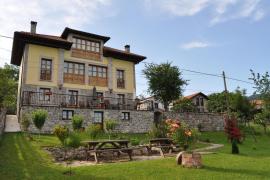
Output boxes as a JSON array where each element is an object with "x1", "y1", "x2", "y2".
[
  {"x1": 64, "y1": 73, "x2": 85, "y2": 84},
  {"x1": 21, "y1": 91, "x2": 149, "y2": 111},
  {"x1": 71, "y1": 48, "x2": 101, "y2": 61},
  {"x1": 89, "y1": 76, "x2": 108, "y2": 87}
]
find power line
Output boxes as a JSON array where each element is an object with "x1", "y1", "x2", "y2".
[{"x1": 0, "y1": 34, "x2": 13, "y2": 39}]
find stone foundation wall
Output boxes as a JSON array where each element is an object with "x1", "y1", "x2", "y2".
[
  {"x1": 20, "y1": 106, "x2": 154, "y2": 134},
  {"x1": 0, "y1": 109, "x2": 7, "y2": 135},
  {"x1": 163, "y1": 112, "x2": 224, "y2": 131}
]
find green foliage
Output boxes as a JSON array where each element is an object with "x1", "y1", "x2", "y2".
[
  {"x1": 21, "y1": 113, "x2": 31, "y2": 132},
  {"x1": 149, "y1": 121, "x2": 168, "y2": 138},
  {"x1": 254, "y1": 110, "x2": 270, "y2": 133},
  {"x1": 171, "y1": 122, "x2": 199, "y2": 150},
  {"x1": 0, "y1": 64, "x2": 19, "y2": 114},
  {"x1": 143, "y1": 62, "x2": 187, "y2": 111},
  {"x1": 32, "y1": 109, "x2": 48, "y2": 131},
  {"x1": 65, "y1": 133, "x2": 81, "y2": 148},
  {"x1": 232, "y1": 139, "x2": 239, "y2": 154},
  {"x1": 172, "y1": 98, "x2": 196, "y2": 112},
  {"x1": 104, "y1": 119, "x2": 118, "y2": 132},
  {"x1": 87, "y1": 124, "x2": 103, "y2": 139},
  {"x1": 71, "y1": 115, "x2": 83, "y2": 131},
  {"x1": 53, "y1": 125, "x2": 69, "y2": 145},
  {"x1": 130, "y1": 138, "x2": 140, "y2": 146}
]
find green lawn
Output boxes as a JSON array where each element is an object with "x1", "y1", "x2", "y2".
[{"x1": 1, "y1": 130, "x2": 270, "y2": 179}]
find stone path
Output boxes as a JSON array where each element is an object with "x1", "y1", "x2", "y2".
[
  {"x1": 4, "y1": 115, "x2": 21, "y2": 132},
  {"x1": 194, "y1": 142, "x2": 224, "y2": 154}
]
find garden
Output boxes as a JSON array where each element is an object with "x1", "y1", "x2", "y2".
[{"x1": 1, "y1": 108, "x2": 270, "y2": 179}]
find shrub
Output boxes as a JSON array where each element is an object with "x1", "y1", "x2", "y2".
[
  {"x1": 130, "y1": 138, "x2": 140, "y2": 146},
  {"x1": 149, "y1": 121, "x2": 168, "y2": 138},
  {"x1": 65, "y1": 133, "x2": 81, "y2": 148},
  {"x1": 105, "y1": 119, "x2": 118, "y2": 139},
  {"x1": 53, "y1": 125, "x2": 69, "y2": 145},
  {"x1": 171, "y1": 123, "x2": 199, "y2": 150},
  {"x1": 71, "y1": 115, "x2": 83, "y2": 131},
  {"x1": 21, "y1": 113, "x2": 31, "y2": 132},
  {"x1": 87, "y1": 124, "x2": 102, "y2": 139},
  {"x1": 32, "y1": 109, "x2": 48, "y2": 131}
]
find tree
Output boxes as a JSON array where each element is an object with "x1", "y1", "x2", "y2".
[
  {"x1": 104, "y1": 119, "x2": 118, "y2": 139},
  {"x1": 143, "y1": 62, "x2": 187, "y2": 111},
  {"x1": 0, "y1": 64, "x2": 19, "y2": 114},
  {"x1": 172, "y1": 98, "x2": 196, "y2": 112},
  {"x1": 250, "y1": 70, "x2": 270, "y2": 133},
  {"x1": 32, "y1": 109, "x2": 48, "y2": 138},
  {"x1": 71, "y1": 115, "x2": 83, "y2": 131}
]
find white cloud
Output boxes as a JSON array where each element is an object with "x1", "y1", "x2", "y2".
[
  {"x1": 0, "y1": 0, "x2": 114, "y2": 66},
  {"x1": 145, "y1": 0, "x2": 266, "y2": 25},
  {"x1": 181, "y1": 41, "x2": 211, "y2": 50}
]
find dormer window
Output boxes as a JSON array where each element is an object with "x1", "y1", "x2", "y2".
[{"x1": 72, "y1": 37, "x2": 100, "y2": 53}]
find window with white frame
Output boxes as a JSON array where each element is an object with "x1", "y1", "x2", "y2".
[
  {"x1": 121, "y1": 112, "x2": 130, "y2": 120},
  {"x1": 39, "y1": 88, "x2": 51, "y2": 102},
  {"x1": 72, "y1": 37, "x2": 100, "y2": 53},
  {"x1": 93, "y1": 111, "x2": 103, "y2": 124},
  {"x1": 62, "y1": 110, "x2": 74, "y2": 120}
]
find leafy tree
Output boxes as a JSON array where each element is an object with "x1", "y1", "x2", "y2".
[
  {"x1": 71, "y1": 115, "x2": 83, "y2": 131},
  {"x1": 143, "y1": 62, "x2": 187, "y2": 111},
  {"x1": 32, "y1": 109, "x2": 48, "y2": 138},
  {"x1": 250, "y1": 70, "x2": 270, "y2": 133},
  {"x1": 53, "y1": 125, "x2": 69, "y2": 145},
  {"x1": 0, "y1": 64, "x2": 19, "y2": 113},
  {"x1": 172, "y1": 98, "x2": 196, "y2": 112}
]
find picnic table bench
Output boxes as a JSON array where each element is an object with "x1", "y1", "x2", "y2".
[
  {"x1": 82, "y1": 140, "x2": 136, "y2": 163},
  {"x1": 143, "y1": 138, "x2": 180, "y2": 157}
]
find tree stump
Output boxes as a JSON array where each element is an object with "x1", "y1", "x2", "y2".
[{"x1": 176, "y1": 152, "x2": 202, "y2": 168}]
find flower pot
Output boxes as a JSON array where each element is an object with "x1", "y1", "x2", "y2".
[{"x1": 176, "y1": 152, "x2": 202, "y2": 168}]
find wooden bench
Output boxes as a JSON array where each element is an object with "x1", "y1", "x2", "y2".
[{"x1": 146, "y1": 138, "x2": 180, "y2": 157}]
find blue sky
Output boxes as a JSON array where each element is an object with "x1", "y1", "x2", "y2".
[{"x1": 0, "y1": 0, "x2": 269, "y2": 97}]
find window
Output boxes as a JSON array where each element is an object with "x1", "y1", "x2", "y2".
[
  {"x1": 118, "y1": 94, "x2": 125, "y2": 104},
  {"x1": 40, "y1": 58, "x2": 52, "y2": 81},
  {"x1": 64, "y1": 61, "x2": 85, "y2": 75},
  {"x1": 200, "y1": 97, "x2": 204, "y2": 106},
  {"x1": 122, "y1": 112, "x2": 130, "y2": 120},
  {"x1": 93, "y1": 111, "x2": 103, "y2": 123},
  {"x1": 154, "y1": 103, "x2": 159, "y2": 109},
  {"x1": 68, "y1": 90, "x2": 78, "y2": 106},
  {"x1": 39, "y1": 88, "x2": 51, "y2": 101},
  {"x1": 96, "y1": 92, "x2": 104, "y2": 98},
  {"x1": 196, "y1": 97, "x2": 200, "y2": 106},
  {"x1": 117, "y1": 70, "x2": 125, "y2": 88},
  {"x1": 62, "y1": 110, "x2": 74, "y2": 120},
  {"x1": 89, "y1": 65, "x2": 107, "y2": 78},
  {"x1": 72, "y1": 37, "x2": 100, "y2": 53}
]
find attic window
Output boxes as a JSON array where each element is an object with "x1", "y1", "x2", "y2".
[{"x1": 72, "y1": 37, "x2": 100, "y2": 53}]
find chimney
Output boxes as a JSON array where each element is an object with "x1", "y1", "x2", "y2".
[
  {"x1": 124, "y1": 45, "x2": 130, "y2": 53},
  {"x1": 30, "y1": 21, "x2": 37, "y2": 33}
]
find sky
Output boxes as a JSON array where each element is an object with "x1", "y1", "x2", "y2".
[{"x1": 0, "y1": 0, "x2": 269, "y2": 97}]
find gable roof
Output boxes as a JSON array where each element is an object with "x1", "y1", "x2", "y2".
[
  {"x1": 11, "y1": 31, "x2": 72, "y2": 66},
  {"x1": 61, "y1": 27, "x2": 110, "y2": 43},
  {"x1": 103, "y1": 46, "x2": 146, "y2": 64},
  {"x1": 11, "y1": 28, "x2": 146, "y2": 66},
  {"x1": 184, "y1": 92, "x2": 209, "y2": 100}
]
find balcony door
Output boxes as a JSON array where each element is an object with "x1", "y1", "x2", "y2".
[{"x1": 68, "y1": 90, "x2": 78, "y2": 106}]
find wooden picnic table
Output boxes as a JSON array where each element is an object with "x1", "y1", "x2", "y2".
[
  {"x1": 82, "y1": 140, "x2": 133, "y2": 163},
  {"x1": 146, "y1": 138, "x2": 179, "y2": 157}
]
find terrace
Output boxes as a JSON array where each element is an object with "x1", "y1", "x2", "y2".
[{"x1": 21, "y1": 91, "x2": 149, "y2": 111}]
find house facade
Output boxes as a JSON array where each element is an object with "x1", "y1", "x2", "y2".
[
  {"x1": 137, "y1": 97, "x2": 165, "y2": 112},
  {"x1": 184, "y1": 92, "x2": 209, "y2": 112},
  {"x1": 11, "y1": 21, "x2": 154, "y2": 133}
]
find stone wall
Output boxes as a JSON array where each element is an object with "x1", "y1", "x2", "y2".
[
  {"x1": 20, "y1": 106, "x2": 154, "y2": 134},
  {"x1": 163, "y1": 112, "x2": 224, "y2": 131},
  {"x1": 0, "y1": 109, "x2": 7, "y2": 135}
]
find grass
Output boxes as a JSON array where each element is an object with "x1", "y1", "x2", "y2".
[{"x1": 1, "y1": 128, "x2": 270, "y2": 179}]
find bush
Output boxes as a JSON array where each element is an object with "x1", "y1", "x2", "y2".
[
  {"x1": 21, "y1": 113, "x2": 31, "y2": 132},
  {"x1": 130, "y1": 138, "x2": 140, "y2": 146},
  {"x1": 149, "y1": 121, "x2": 168, "y2": 138},
  {"x1": 104, "y1": 119, "x2": 118, "y2": 132},
  {"x1": 53, "y1": 125, "x2": 69, "y2": 145},
  {"x1": 32, "y1": 109, "x2": 48, "y2": 131},
  {"x1": 71, "y1": 115, "x2": 83, "y2": 131},
  {"x1": 65, "y1": 133, "x2": 81, "y2": 148},
  {"x1": 87, "y1": 124, "x2": 102, "y2": 139}
]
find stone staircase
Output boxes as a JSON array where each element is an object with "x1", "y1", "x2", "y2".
[{"x1": 4, "y1": 115, "x2": 21, "y2": 132}]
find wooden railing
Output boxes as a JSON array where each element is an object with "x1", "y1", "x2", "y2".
[
  {"x1": 64, "y1": 73, "x2": 85, "y2": 84},
  {"x1": 21, "y1": 91, "x2": 151, "y2": 111}
]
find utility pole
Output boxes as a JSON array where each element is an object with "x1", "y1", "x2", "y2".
[{"x1": 222, "y1": 71, "x2": 230, "y2": 114}]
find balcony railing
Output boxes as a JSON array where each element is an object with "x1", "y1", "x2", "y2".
[
  {"x1": 117, "y1": 79, "x2": 125, "y2": 88},
  {"x1": 21, "y1": 91, "x2": 152, "y2": 111}
]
